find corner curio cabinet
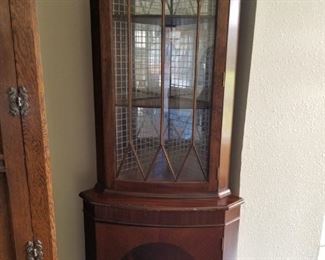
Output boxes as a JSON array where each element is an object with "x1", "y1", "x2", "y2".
[{"x1": 80, "y1": 0, "x2": 243, "y2": 259}]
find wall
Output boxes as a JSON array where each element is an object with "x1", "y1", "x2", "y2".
[
  {"x1": 236, "y1": 0, "x2": 325, "y2": 259},
  {"x1": 36, "y1": 0, "x2": 325, "y2": 259},
  {"x1": 36, "y1": 1, "x2": 96, "y2": 260}
]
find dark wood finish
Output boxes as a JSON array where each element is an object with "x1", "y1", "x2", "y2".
[
  {"x1": 0, "y1": 175, "x2": 15, "y2": 260},
  {"x1": 116, "y1": 96, "x2": 210, "y2": 109},
  {"x1": 81, "y1": 189, "x2": 242, "y2": 227},
  {"x1": 96, "y1": 224, "x2": 223, "y2": 260},
  {"x1": 209, "y1": 0, "x2": 231, "y2": 194},
  {"x1": 223, "y1": 218, "x2": 240, "y2": 260},
  {"x1": 84, "y1": 212, "x2": 97, "y2": 260},
  {"x1": 90, "y1": 0, "x2": 116, "y2": 190},
  {"x1": 81, "y1": 189, "x2": 242, "y2": 259},
  {"x1": 91, "y1": 0, "x2": 235, "y2": 194},
  {"x1": 0, "y1": 128, "x2": 12, "y2": 260},
  {"x1": 114, "y1": 179, "x2": 210, "y2": 193},
  {"x1": 0, "y1": 0, "x2": 57, "y2": 259},
  {"x1": 82, "y1": 0, "x2": 243, "y2": 259}
]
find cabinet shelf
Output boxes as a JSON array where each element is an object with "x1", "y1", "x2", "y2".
[
  {"x1": 113, "y1": 14, "x2": 214, "y2": 26},
  {"x1": 116, "y1": 96, "x2": 209, "y2": 109},
  {"x1": 116, "y1": 88, "x2": 210, "y2": 109}
]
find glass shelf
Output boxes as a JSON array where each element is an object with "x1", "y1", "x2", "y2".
[
  {"x1": 116, "y1": 97, "x2": 210, "y2": 109},
  {"x1": 113, "y1": 14, "x2": 215, "y2": 26}
]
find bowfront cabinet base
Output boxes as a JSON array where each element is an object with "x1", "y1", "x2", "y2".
[{"x1": 80, "y1": 189, "x2": 243, "y2": 260}]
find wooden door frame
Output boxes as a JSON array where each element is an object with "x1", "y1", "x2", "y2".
[
  {"x1": 1, "y1": 0, "x2": 57, "y2": 259},
  {"x1": 0, "y1": 0, "x2": 34, "y2": 258}
]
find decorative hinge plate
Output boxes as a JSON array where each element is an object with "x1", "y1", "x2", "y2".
[
  {"x1": 8, "y1": 86, "x2": 29, "y2": 117},
  {"x1": 26, "y1": 240, "x2": 44, "y2": 260}
]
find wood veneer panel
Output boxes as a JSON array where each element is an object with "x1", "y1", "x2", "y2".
[
  {"x1": 81, "y1": 189, "x2": 242, "y2": 210},
  {"x1": 209, "y1": 0, "x2": 231, "y2": 192},
  {"x1": 81, "y1": 189, "x2": 243, "y2": 227},
  {"x1": 223, "y1": 219, "x2": 240, "y2": 260},
  {"x1": 96, "y1": 223, "x2": 223, "y2": 260},
  {"x1": 8, "y1": 0, "x2": 57, "y2": 258}
]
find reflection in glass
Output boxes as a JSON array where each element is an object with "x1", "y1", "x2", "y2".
[
  {"x1": 131, "y1": 0, "x2": 162, "y2": 177},
  {"x1": 114, "y1": 0, "x2": 216, "y2": 181},
  {"x1": 163, "y1": 1, "x2": 197, "y2": 177},
  {"x1": 195, "y1": 0, "x2": 216, "y2": 177}
]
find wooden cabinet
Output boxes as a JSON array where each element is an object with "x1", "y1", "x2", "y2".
[
  {"x1": 80, "y1": 0, "x2": 243, "y2": 259},
  {"x1": 0, "y1": 0, "x2": 56, "y2": 259}
]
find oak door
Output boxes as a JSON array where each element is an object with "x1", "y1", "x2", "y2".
[{"x1": 0, "y1": 0, "x2": 57, "y2": 259}]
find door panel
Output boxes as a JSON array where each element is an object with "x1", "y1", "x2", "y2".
[
  {"x1": 9, "y1": 1, "x2": 57, "y2": 258},
  {"x1": 0, "y1": 0, "x2": 57, "y2": 259},
  {"x1": 0, "y1": 0, "x2": 34, "y2": 259}
]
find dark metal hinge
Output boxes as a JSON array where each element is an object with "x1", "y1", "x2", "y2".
[
  {"x1": 8, "y1": 86, "x2": 29, "y2": 117},
  {"x1": 26, "y1": 240, "x2": 44, "y2": 260}
]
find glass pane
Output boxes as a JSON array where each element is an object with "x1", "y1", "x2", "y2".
[
  {"x1": 133, "y1": 0, "x2": 161, "y2": 15},
  {"x1": 113, "y1": 0, "x2": 216, "y2": 182},
  {"x1": 178, "y1": 149, "x2": 205, "y2": 181},
  {"x1": 200, "y1": 0, "x2": 216, "y2": 15},
  {"x1": 163, "y1": 0, "x2": 197, "y2": 176},
  {"x1": 195, "y1": 0, "x2": 216, "y2": 176},
  {"x1": 114, "y1": 0, "x2": 162, "y2": 180},
  {"x1": 131, "y1": 0, "x2": 162, "y2": 177},
  {"x1": 166, "y1": 0, "x2": 197, "y2": 15},
  {"x1": 114, "y1": 0, "x2": 141, "y2": 179},
  {"x1": 147, "y1": 150, "x2": 175, "y2": 181}
]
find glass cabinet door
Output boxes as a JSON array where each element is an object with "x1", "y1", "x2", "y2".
[{"x1": 113, "y1": 0, "x2": 216, "y2": 182}]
